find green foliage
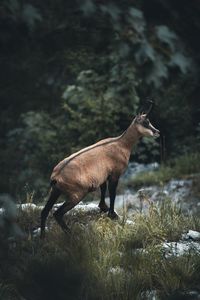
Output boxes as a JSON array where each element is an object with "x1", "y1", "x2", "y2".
[
  {"x1": 155, "y1": 76, "x2": 198, "y2": 157},
  {"x1": 155, "y1": 25, "x2": 177, "y2": 51},
  {"x1": 0, "y1": 0, "x2": 199, "y2": 199},
  {"x1": 0, "y1": 282, "x2": 20, "y2": 300},
  {"x1": 135, "y1": 136, "x2": 160, "y2": 163},
  {"x1": 62, "y1": 66, "x2": 139, "y2": 150},
  {"x1": 6, "y1": 111, "x2": 67, "y2": 198},
  {"x1": 5, "y1": 0, "x2": 42, "y2": 31},
  {"x1": 80, "y1": 1, "x2": 192, "y2": 88},
  {"x1": 0, "y1": 195, "x2": 22, "y2": 300}
]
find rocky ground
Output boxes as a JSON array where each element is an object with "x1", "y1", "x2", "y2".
[{"x1": 115, "y1": 162, "x2": 200, "y2": 215}]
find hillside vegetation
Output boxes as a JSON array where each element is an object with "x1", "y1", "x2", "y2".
[
  {"x1": 1, "y1": 1, "x2": 200, "y2": 299},
  {"x1": 0, "y1": 199, "x2": 200, "y2": 300}
]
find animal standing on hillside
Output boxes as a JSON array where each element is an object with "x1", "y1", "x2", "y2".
[{"x1": 41, "y1": 102, "x2": 160, "y2": 238}]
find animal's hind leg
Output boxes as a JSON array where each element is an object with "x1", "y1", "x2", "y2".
[
  {"x1": 53, "y1": 201, "x2": 76, "y2": 233},
  {"x1": 41, "y1": 187, "x2": 61, "y2": 239},
  {"x1": 98, "y1": 182, "x2": 109, "y2": 212},
  {"x1": 108, "y1": 179, "x2": 119, "y2": 219}
]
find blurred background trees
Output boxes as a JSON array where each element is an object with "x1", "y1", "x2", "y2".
[{"x1": 0, "y1": 0, "x2": 200, "y2": 199}]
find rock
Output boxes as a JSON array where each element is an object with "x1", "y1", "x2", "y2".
[
  {"x1": 108, "y1": 193, "x2": 138, "y2": 210},
  {"x1": 108, "y1": 266, "x2": 125, "y2": 275},
  {"x1": 141, "y1": 290, "x2": 158, "y2": 300},
  {"x1": 165, "y1": 179, "x2": 193, "y2": 203},
  {"x1": 53, "y1": 202, "x2": 65, "y2": 209},
  {"x1": 53, "y1": 202, "x2": 100, "y2": 213},
  {"x1": 125, "y1": 219, "x2": 135, "y2": 225},
  {"x1": 37, "y1": 205, "x2": 44, "y2": 210},
  {"x1": 122, "y1": 162, "x2": 159, "y2": 180},
  {"x1": 17, "y1": 203, "x2": 37, "y2": 211},
  {"x1": 116, "y1": 176, "x2": 199, "y2": 214},
  {"x1": 0, "y1": 208, "x2": 5, "y2": 215},
  {"x1": 163, "y1": 241, "x2": 200, "y2": 257},
  {"x1": 169, "y1": 290, "x2": 200, "y2": 299},
  {"x1": 66, "y1": 202, "x2": 100, "y2": 215},
  {"x1": 182, "y1": 230, "x2": 200, "y2": 241},
  {"x1": 33, "y1": 226, "x2": 48, "y2": 237}
]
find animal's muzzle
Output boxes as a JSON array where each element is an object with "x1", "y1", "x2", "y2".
[
  {"x1": 149, "y1": 124, "x2": 160, "y2": 137},
  {"x1": 152, "y1": 128, "x2": 160, "y2": 137}
]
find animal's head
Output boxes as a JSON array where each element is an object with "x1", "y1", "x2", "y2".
[{"x1": 134, "y1": 101, "x2": 160, "y2": 138}]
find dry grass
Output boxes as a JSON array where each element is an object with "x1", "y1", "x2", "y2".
[{"x1": 1, "y1": 198, "x2": 199, "y2": 300}]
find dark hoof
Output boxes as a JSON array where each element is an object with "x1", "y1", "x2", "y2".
[
  {"x1": 98, "y1": 204, "x2": 109, "y2": 213},
  {"x1": 108, "y1": 211, "x2": 119, "y2": 219}
]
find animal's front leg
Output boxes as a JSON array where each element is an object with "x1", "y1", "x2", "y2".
[
  {"x1": 108, "y1": 179, "x2": 119, "y2": 219},
  {"x1": 98, "y1": 182, "x2": 109, "y2": 212}
]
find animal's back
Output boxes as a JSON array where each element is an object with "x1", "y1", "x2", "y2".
[
  {"x1": 51, "y1": 138, "x2": 116, "y2": 185},
  {"x1": 51, "y1": 136, "x2": 129, "y2": 192}
]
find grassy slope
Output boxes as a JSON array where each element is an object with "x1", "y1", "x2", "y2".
[
  {"x1": 1, "y1": 199, "x2": 200, "y2": 300},
  {"x1": 1, "y1": 152, "x2": 200, "y2": 299}
]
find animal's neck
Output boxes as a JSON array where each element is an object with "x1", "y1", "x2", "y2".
[{"x1": 119, "y1": 120, "x2": 141, "y2": 151}]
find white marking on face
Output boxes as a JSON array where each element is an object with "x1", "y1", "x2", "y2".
[{"x1": 136, "y1": 124, "x2": 154, "y2": 137}]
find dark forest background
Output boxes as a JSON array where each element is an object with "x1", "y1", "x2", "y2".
[{"x1": 0, "y1": 0, "x2": 200, "y2": 200}]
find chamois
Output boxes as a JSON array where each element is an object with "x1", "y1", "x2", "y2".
[{"x1": 40, "y1": 103, "x2": 159, "y2": 238}]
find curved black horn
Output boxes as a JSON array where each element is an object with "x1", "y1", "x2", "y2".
[
  {"x1": 146, "y1": 100, "x2": 154, "y2": 116},
  {"x1": 138, "y1": 104, "x2": 145, "y2": 115}
]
